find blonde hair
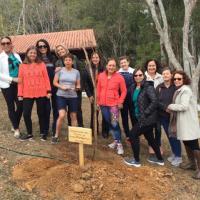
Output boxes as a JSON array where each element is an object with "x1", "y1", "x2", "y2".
[{"x1": 55, "y1": 44, "x2": 69, "y2": 58}]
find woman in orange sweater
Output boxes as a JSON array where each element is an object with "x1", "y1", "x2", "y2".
[{"x1": 18, "y1": 46, "x2": 51, "y2": 141}]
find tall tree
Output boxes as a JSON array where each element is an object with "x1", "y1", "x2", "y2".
[{"x1": 145, "y1": 0, "x2": 200, "y2": 98}]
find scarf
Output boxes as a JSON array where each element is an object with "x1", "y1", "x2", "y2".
[
  {"x1": 168, "y1": 90, "x2": 181, "y2": 137},
  {"x1": 8, "y1": 53, "x2": 20, "y2": 77}
]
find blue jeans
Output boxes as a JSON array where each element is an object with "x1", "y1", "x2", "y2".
[
  {"x1": 100, "y1": 106, "x2": 121, "y2": 142},
  {"x1": 160, "y1": 116, "x2": 181, "y2": 157}
]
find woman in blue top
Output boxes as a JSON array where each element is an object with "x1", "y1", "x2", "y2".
[{"x1": 118, "y1": 56, "x2": 134, "y2": 140}]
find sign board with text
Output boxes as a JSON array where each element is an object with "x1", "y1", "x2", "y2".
[
  {"x1": 68, "y1": 126, "x2": 92, "y2": 145},
  {"x1": 68, "y1": 126, "x2": 92, "y2": 167}
]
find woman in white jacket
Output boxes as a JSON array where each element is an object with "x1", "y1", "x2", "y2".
[
  {"x1": 168, "y1": 70, "x2": 200, "y2": 180},
  {"x1": 0, "y1": 36, "x2": 23, "y2": 138}
]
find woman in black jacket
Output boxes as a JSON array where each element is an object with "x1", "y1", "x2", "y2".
[
  {"x1": 84, "y1": 52, "x2": 109, "y2": 137},
  {"x1": 124, "y1": 67, "x2": 164, "y2": 167}
]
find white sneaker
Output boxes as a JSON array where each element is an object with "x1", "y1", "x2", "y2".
[
  {"x1": 108, "y1": 141, "x2": 117, "y2": 149},
  {"x1": 171, "y1": 157, "x2": 182, "y2": 167},
  {"x1": 14, "y1": 130, "x2": 20, "y2": 138},
  {"x1": 11, "y1": 127, "x2": 15, "y2": 133},
  {"x1": 117, "y1": 143, "x2": 124, "y2": 155},
  {"x1": 167, "y1": 154, "x2": 175, "y2": 163}
]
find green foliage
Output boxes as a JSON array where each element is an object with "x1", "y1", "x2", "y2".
[
  {"x1": 0, "y1": 0, "x2": 199, "y2": 66},
  {"x1": 135, "y1": 42, "x2": 160, "y2": 66}
]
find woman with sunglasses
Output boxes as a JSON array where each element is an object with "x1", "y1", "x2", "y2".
[
  {"x1": 18, "y1": 46, "x2": 51, "y2": 141},
  {"x1": 84, "y1": 52, "x2": 109, "y2": 137},
  {"x1": 144, "y1": 59, "x2": 163, "y2": 158},
  {"x1": 167, "y1": 71, "x2": 200, "y2": 179},
  {"x1": 55, "y1": 45, "x2": 83, "y2": 127},
  {"x1": 156, "y1": 68, "x2": 182, "y2": 167},
  {"x1": 97, "y1": 58, "x2": 127, "y2": 155},
  {"x1": 124, "y1": 67, "x2": 164, "y2": 167},
  {"x1": 0, "y1": 36, "x2": 23, "y2": 138},
  {"x1": 36, "y1": 39, "x2": 58, "y2": 140}
]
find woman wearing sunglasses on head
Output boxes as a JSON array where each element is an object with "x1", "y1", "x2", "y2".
[
  {"x1": 124, "y1": 67, "x2": 164, "y2": 167},
  {"x1": 55, "y1": 45, "x2": 83, "y2": 127},
  {"x1": 167, "y1": 70, "x2": 200, "y2": 179},
  {"x1": 0, "y1": 36, "x2": 23, "y2": 138},
  {"x1": 36, "y1": 39, "x2": 58, "y2": 140}
]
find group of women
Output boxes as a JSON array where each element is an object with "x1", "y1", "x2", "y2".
[{"x1": 0, "y1": 36, "x2": 200, "y2": 180}]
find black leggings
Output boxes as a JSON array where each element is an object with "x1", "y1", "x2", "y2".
[
  {"x1": 148, "y1": 121, "x2": 162, "y2": 147},
  {"x1": 120, "y1": 97, "x2": 135, "y2": 137},
  {"x1": 23, "y1": 97, "x2": 47, "y2": 135},
  {"x1": 183, "y1": 140, "x2": 200, "y2": 151},
  {"x1": 1, "y1": 84, "x2": 23, "y2": 129},
  {"x1": 129, "y1": 122, "x2": 163, "y2": 162}
]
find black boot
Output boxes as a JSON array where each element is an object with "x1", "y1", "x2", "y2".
[
  {"x1": 180, "y1": 145, "x2": 196, "y2": 170},
  {"x1": 192, "y1": 150, "x2": 200, "y2": 180}
]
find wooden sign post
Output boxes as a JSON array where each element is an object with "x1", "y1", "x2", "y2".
[{"x1": 68, "y1": 126, "x2": 92, "y2": 167}]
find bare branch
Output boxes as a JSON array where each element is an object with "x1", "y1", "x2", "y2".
[
  {"x1": 157, "y1": 0, "x2": 168, "y2": 31},
  {"x1": 182, "y1": 0, "x2": 197, "y2": 74},
  {"x1": 145, "y1": 0, "x2": 163, "y2": 35},
  {"x1": 145, "y1": 0, "x2": 182, "y2": 70}
]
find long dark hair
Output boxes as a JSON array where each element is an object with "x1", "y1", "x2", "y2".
[
  {"x1": 1, "y1": 36, "x2": 12, "y2": 42},
  {"x1": 90, "y1": 51, "x2": 104, "y2": 72},
  {"x1": 36, "y1": 39, "x2": 54, "y2": 62},
  {"x1": 23, "y1": 46, "x2": 42, "y2": 64}
]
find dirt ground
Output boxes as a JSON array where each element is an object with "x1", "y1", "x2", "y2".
[{"x1": 0, "y1": 94, "x2": 200, "y2": 200}]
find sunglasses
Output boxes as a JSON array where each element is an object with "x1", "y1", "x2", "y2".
[
  {"x1": 134, "y1": 74, "x2": 143, "y2": 77},
  {"x1": 1, "y1": 42, "x2": 11, "y2": 46},
  {"x1": 173, "y1": 78, "x2": 183, "y2": 81},
  {"x1": 38, "y1": 45, "x2": 47, "y2": 49}
]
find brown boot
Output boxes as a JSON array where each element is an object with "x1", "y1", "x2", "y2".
[
  {"x1": 180, "y1": 145, "x2": 196, "y2": 170},
  {"x1": 192, "y1": 150, "x2": 200, "y2": 180}
]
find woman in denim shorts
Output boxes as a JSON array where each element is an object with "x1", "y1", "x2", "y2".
[{"x1": 52, "y1": 53, "x2": 80, "y2": 143}]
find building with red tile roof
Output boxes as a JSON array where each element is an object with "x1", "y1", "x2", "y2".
[{"x1": 8, "y1": 29, "x2": 96, "y2": 54}]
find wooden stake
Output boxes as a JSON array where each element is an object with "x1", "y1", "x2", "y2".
[
  {"x1": 82, "y1": 48, "x2": 98, "y2": 149},
  {"x1": 79, "y1": 143, "x2": 84, "y2": 166}
]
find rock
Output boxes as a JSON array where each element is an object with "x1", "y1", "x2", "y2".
[
  {"x1": 162, "y1": 172, "x2": 173, "y2": 178},
  {"x1": 99, "y1": 183, "x2": 104, "y2": 190},
  {"x1": 73, "y1": 183, "x2": 84, "y2": 193},
  {"x1": 92, "y1": 185, "x2": 96, "y2": 190},
  {"x1": 81, "y1": 172, "x2": 92, "y2": 180},
  {"x1": 79, "y1": 180, "x2": 86, "y2": 186},
  {"x1": 81, "y1": 164, "x2": 92, "y2": 172}
]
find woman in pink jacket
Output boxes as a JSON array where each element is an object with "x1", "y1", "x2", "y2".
[{"x1": 97, "y1": 58, "x2": 127, "y2": 155}]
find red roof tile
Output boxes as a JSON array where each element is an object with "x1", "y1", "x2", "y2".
[{"x1": 7, "y1": 29, "x2": 96, "y2": 54}]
